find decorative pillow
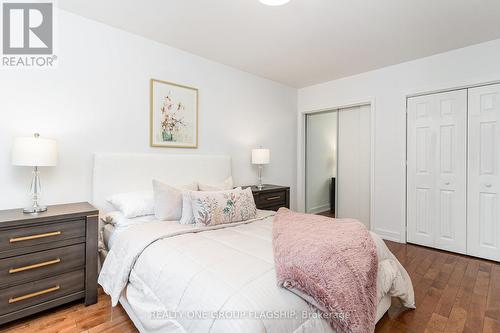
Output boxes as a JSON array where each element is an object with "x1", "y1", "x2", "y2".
[
  {"x1": 106, "y1": 191, "x2": 154, "y2": 218},
  {"x1": 190, "y1": 187, "x2": 257, "y2": 226},
  {"x1": 152, "y1": 180, "x2": 198, "y2": 221},
  {"x1": 198, "y1": 176, "x2": 233, "y2": 191},
  {"x1": 100, "y1": 211, "x2": 156, "y2": 228},
  {"x1": 180, "y1": 187, "x2": 243, "y2": 225},
  {"x1": 101, "y1": 211, "x2": 121, "y2": 225}
]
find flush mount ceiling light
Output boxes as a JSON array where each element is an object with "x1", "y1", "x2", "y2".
[{"x1": 259, "y1": 0, "x2": 291, "y2": 6}]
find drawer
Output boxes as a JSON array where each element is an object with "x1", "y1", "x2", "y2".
[
  {"x1": 0, "y1": 269, "x2": 84, "y2": 316},
  {"x1": 0, "y1": 244, "x2": 85, "y2": 288},
  {"x1": 0, "y1": 219, "x2": 85, "y2": 254},
  {"x1": 257, "y1": 190, "x2": 287, "y2": 207}
]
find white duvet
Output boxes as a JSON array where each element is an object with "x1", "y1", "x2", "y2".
[{"x1": 99, "y1": 210, "x2": 415, "y2": 333}]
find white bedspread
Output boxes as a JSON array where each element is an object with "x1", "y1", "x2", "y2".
[{"x1": 99, "y1": 210, "x2": 415, "y2": 333}]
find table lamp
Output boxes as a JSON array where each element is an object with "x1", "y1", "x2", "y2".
[
  {"x1": 12, "y1": 133, "x2": 57, "y2": 213},
  {"x1": 251, "y1": 148, "x2": 270, "y2": 190}
]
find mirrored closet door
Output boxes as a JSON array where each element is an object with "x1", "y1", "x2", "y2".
[
  {"x1": 305, "y1": 105, "x2": 371, "y2": 228},
  {"x1": 305, "y1": 110, "x2": 338, "y2": 216}
]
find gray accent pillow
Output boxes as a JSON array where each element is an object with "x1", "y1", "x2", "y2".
[{"x1": 152, "y1": 180, "x2": 197, "y2": 221}]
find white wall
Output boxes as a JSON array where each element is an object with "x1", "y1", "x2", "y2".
[
  {"x1": 305, "y1": 111, "x2": 336, "y2": 213},
  {"x1": 298, "y1": 38, "x2": 500, "y2": 242},
  {"x1": 0, "y1": 9, "x2": 297, "y2": 210}
]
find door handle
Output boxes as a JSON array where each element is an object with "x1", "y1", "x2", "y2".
[
  {"x1": 444, "y1": 182, "x2": 450, "y2": 185},
  {"x1": 485, "y1": 184, "x2": 492, "y2": 188}
]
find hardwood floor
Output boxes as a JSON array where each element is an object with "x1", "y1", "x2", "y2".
[
  {"x1": 0, "y1": 241, "x2": 498, "y2": 333},
  {"x1": 376, "y1": 241, "x2": 500, "y2": 333},
  {"x1": 0, "y1": 289, "x2": 137, "y2": 333}
]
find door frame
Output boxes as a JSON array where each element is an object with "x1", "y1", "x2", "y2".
[{"x1": 297, "y1": 98, "x2": 376, "y2": 230}]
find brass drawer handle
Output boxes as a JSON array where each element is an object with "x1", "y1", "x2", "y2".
[
  {"x1": 9, "y1": 231, "x2": 62, "y2": 243},
  {"x1": 266, "y1": 196, "x2": 282, "y2": 201},
  {"x1": 9, "y1": 285, "x2": 60, "y2": 304},
  {"x1": 9, "y1": 258, "x2": 61, "y2": 274}
]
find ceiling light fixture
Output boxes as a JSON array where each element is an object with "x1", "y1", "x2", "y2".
[{"x1": 259, "y1": 0, "x2": 291, "y2": 6}]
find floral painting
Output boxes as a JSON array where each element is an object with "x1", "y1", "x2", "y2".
[{"x1": 150, "y1": 79, "x2": 198, "y2": 148}]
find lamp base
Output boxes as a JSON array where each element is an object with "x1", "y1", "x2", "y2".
[
  {"x1": 23, "y1": 205, "x2": 47, "y2": 214},
  {"x1": 257, "y1": 165, "x2": 264, "y2": 191}
]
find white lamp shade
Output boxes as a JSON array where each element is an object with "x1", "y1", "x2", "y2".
[
  {"x1": 260, "y1": 0, "x2": 290, "y2": 6},
  {"x1": 252, "y1": 148, "x2": 270, "y2": 165},
  {"x1": 12, "y1": 136, "x2": 57, "y2": 166}
]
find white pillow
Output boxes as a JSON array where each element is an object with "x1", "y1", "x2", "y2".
[
  {"x1": 198, "y1": 176, "x2": 233, "y2": 191},
  {"x1": 101, "y1": 211, "x2": 156, "y2": 228},
  {"x1": 179, "y1": 191, "x2": 195, "y2": 225},
  {"x1": 152, "y1": 180, "x2": 197, "y2": 221},
  {"x1": 106, "y1": 191, "x2": 154, "y2": 218}
]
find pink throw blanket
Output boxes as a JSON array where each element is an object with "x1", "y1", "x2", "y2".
[{"x1": 273, "y1": 208, "x2": 378, "y2": 333}]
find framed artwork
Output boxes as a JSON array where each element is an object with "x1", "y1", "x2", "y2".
[{"x1": 150, "y1": 78, "x2": 198, "y2": 148}]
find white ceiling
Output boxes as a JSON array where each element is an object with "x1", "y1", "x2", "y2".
[{"x1": 58, "y1": 0, "x2": 500, "y2": 88}]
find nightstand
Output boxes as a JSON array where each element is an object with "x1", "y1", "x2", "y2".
[
  {"x1": 0, "y1": 202, "x2": 98, "y2": 325},
  {"x1": 242, "y1": 185, "x2": 290, "y2": 211}
]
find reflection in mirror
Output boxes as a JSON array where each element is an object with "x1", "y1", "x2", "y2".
[{"x1": 305, "y1": 110, "x2": 337, "y2": 217}]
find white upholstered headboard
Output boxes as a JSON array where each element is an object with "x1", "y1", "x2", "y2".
[{"x1": 92, "y1": 153, "x2": 232, "y2": 212}]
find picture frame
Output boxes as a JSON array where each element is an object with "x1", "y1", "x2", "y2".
[{"x1": 150, "y1": 78, "x2": 199, "y2": 148}]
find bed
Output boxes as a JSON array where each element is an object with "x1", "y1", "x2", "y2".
[{"x1": 93, "y1": 153, "x2": 414, "y2": 333}]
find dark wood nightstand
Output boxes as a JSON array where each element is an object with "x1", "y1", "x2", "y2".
[
  {"x1": 0, "y1": 202, "x2": 98, "y2": 325},
  {"x1": 241, "y1": 185, "x2": 290, "y2": 211}
]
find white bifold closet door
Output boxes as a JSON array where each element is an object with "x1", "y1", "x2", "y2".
[
  {"x1": 467, "y1": 84, "x2": 500, "y2": 261},
  {"x1": 407, "y1": 90, "x2": 467, "y2": 253},
  {"x1": 337, "y1": 105, "x2": 371, "y2": 227}
]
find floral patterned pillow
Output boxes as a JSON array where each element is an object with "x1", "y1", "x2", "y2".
[{"x1": 190, "y1": 188, "x2": 257, "y2": 226}]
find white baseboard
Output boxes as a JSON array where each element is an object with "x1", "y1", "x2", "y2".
[
  {"x1": 372, "y1": 228, "x2": 402, "y2": 243},
  {"x1": 306, "y1": 204, "x2": 331, "y2": 214}
]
